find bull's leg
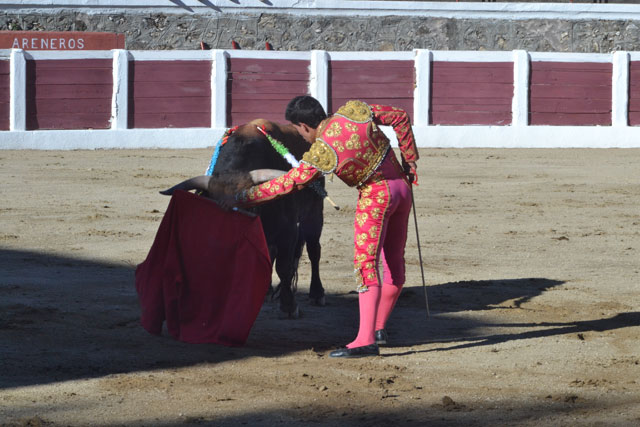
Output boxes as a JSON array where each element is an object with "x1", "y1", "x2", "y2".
[
  {"x1": 292, "y1": 232, "x2": 305, "y2": 286},
  {"x1": 274, "y1": 233, "x2": 300, "y2": 319},
  {"x1": 300, "y1": 206, "x2": 325, "y2": 306},
  {"x1": 306, "y1": 237, "x2": 324, "y2": 306}
]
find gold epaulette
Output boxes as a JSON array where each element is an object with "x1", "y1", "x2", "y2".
[
  {"x1": 335, "y1": 100, "x2": 373, "y2": 124},
  {"x1": 301, "y1": 139, "x2": 338, "y2": 173}
]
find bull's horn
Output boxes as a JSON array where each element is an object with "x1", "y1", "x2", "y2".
[{"x1": 249, "y1": 169, "x2": 288, "y2": 184}]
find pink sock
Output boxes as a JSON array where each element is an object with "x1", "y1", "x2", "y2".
[
  {"x1": 347, "y1": 286, "x2": 381, "y2": 348},
  {"x1": 375, "y1": 284, "x2": 403, "y2": 331}
]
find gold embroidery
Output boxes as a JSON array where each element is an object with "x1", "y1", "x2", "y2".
[
  {"x1": 331, "y1": 139, "x2": 345, "y2": 153},
  {"x1": 365, "y1": 262, "x2": 373, "y2": 270},
  {"x1": 371, "y1": 207, "x2": 381, "y2": 219},
  {"x1": 376, "y1": 191, "x2": 386, "y2": 204},
  {"x1": 345, "y1": 136, "x2": 354, "y2": 150},
  {"x1": 361, "y1": 185, "x2": 372, "y2": 197},
  {"x1": 354, "y1": 268, "x2": 367, "y2": 292},
  {"x1": 345, "y1": 133, "x2": 361, "y2": 150},
  {"x1": 345, "y1": 122, "x2": 358, "y2": 132},
  {"x1": 375, "y1": 134, "x2": 388, "y2": 146},
  {"x1": 325, "y1": 121, "x2": 343, "y2": 137},
  {"x1": 367, "y1": 243, "x2": 376, "y2": 256},
  {"x1": 358, "y1": 197, "x2": 373, "y2": 210},
  {"x1": 368, "y1": 225, "x2": 378, "y2": 239},
  {"x1": 301, "y1": 140, "x2": 338, "y2": 173},
  {"x1": 356, "y1": 233, "x2": 368, "y2": 247},
  {"x1": 356, "y1": 145, "x2": 391, "y2": 188},
  {"x1": 355, "y1": 212, "x2": 368, "y2": 227},
  {"x1": 336, "y1": 100, "x2": 372, "y2": 123},
  {"x1": 362, "y1": 148, "x2": 374, "y2": 162}
]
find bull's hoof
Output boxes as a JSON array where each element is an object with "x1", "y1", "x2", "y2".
[
  {"x1": 309, "y1": 295, "x2": 326, "y2": 306},
  {"x1": 278, "y1": 305, "x2": 301, "y2": 320}
]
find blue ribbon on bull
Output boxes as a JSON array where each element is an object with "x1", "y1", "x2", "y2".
[
  {"x1": 204, "y1": 141, "x2": 222, "y2": 176},
  {"x1": 204, "y1": 126, "x2": 238, "y2": 175}
]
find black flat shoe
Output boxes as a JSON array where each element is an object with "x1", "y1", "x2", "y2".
[
  {"x1": 375, "y1": 329, "x2": 388, "y2": 345},
  {"x1": 329, "y1": 344, "x2": 379, "y2": 358}
]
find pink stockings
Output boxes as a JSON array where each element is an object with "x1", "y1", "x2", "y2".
[
  {"x1": 346, "y1": 283, "x2": 404, "y2": 348},
  {"x1": 375, "y1": 281, "x2": 403, "y2": 331},
  {"x1": 347, "y1": 286, "x2": 381, "y2": 348}
]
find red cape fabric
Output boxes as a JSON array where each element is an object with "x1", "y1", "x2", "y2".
[{"x1": 135, "y1": 190, "x2": 271, "y2": 346}]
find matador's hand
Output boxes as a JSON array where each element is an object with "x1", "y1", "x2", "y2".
[{"x1": 402, "y1": 160, "x2": 418, "y2": 185}]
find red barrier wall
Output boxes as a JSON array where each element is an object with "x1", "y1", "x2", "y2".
[
  {"x1": 0, "y1": 60, "x2": 9, "y2": 130},
  {"x1": 228, "y1": 58, "x2": 309, "y2": 126},
  {"x1": 529, "y1": 62, "x2": 612, "y2": 126},
  {"x1": 628, "y1": 61, "x2": 640, "y2": 126},
  {"x1": 4, "y1": 53, "x2": 628, "y2": 135},
  {"x1": 430, "y1": 61, "x2": 513, "y2": 126},
  {"x1": 128, "y1": 60, "x2": 211, "y2": 129},
  {"x1": 329, "y1": 60, "x2": 414, "y2": 117},
  {"x1": 25, "y1": 59, "x2": 112, "y2": 130}
]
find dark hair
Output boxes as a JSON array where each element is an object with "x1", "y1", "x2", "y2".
[{"x1": 285, "y1": 95, "x2": 327, "y2": 129}]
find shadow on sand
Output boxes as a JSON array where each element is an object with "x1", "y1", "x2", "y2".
[{"x1": 1, "y1": 248, "x2": 637, "y2": 390}]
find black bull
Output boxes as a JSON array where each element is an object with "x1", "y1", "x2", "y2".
[{"x1": 210, "y1": 120, "x2": 325, "y2": 318}]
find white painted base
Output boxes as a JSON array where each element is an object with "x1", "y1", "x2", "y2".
[
  {"x1": 0, "y1": 128, "x2": 228, "y2": 150},
  {"x1": 2, "y1": 125, "x2": 640, "y2": 150},
  {"x1": 412, "y1": 126, "x2": 640, "y2": 148}
]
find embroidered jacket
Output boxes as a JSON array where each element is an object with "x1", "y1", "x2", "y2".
[{"x1": 239, "y1": 100, "x2": 419, "y2": 206}]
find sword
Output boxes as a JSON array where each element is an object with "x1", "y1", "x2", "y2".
[{"x1": 407, "y1": 171, "x2": 431, "y2": 319}]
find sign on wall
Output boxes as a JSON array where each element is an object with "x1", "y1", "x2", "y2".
[{"x1": 0, "y1": 31, "x2": 125, "y2": 50}]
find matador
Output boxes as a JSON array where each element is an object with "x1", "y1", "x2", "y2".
[{"x1": 236, "y1": 96, "x2": 419, "y2": 358}]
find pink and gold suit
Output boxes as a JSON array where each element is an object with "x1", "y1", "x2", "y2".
[{"x1": 239, "y1": 100, "x2": 419, "y2": 293}]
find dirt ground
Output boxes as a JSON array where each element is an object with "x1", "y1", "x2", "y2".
[{"x1": 1, "y1": 147, "x2": 639, "y2": 426}]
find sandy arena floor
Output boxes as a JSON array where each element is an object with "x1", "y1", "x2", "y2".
[{"x1": 1, "y1": 148, "x2": 639, "y2": 426}]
